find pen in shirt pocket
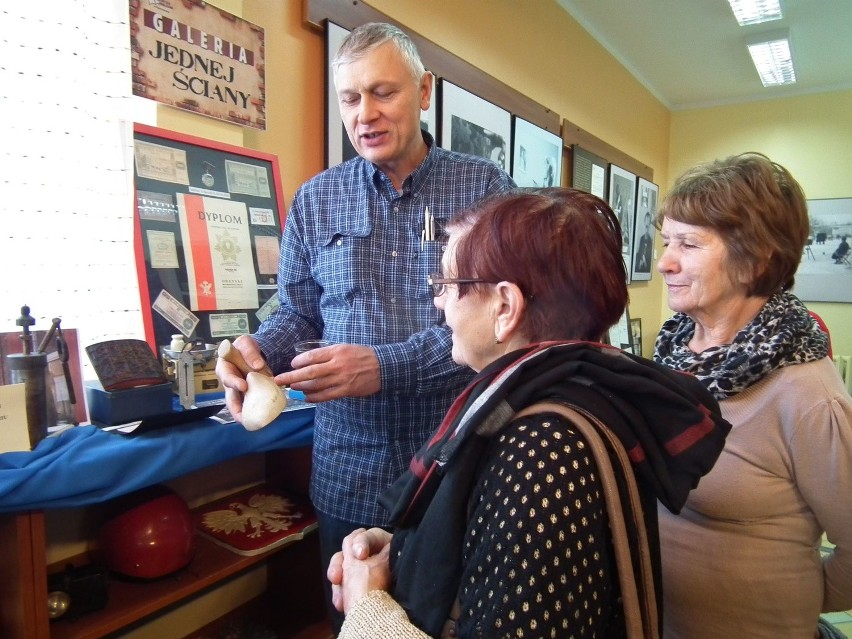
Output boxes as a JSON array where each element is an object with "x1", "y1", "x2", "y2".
[{"x1": 423, "y1": 206, "x2": 437, "y2": 241}]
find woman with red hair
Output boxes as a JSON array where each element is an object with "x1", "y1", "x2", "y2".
[{"x1": 328, "y1": 188, "x2": 730, "y2": 638}]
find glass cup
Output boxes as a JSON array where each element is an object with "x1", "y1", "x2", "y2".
[{"x1": 293, "y1": 339, "x2": 331, "y2": 354}]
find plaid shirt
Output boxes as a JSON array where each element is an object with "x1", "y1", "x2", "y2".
[{"x1": 255, "y1": 135, "x2": 515, "y2": 524}]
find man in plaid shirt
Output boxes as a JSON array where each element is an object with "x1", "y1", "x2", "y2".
[{"x1": 216, "y1": 22, "x2": 513, "y2": 631}]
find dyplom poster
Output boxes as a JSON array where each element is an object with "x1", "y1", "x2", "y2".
[
  {"x1": 176, "y1": 193, "x2": 259, "y2": 311},
  {"x1": 129, "y1": 0, "x2": 266, "y2": 129}
]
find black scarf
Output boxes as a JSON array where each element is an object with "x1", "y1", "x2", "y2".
[
  {"x1": 654, "y1": 291, "x2": 829, "y2": 400},
  {"x1": 378, "y1": 341, "x2": 731, "y2": 637}
]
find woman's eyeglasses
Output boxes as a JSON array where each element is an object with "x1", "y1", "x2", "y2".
[{"x1": 427, "y1": 272, "x2": 495, "y2": 297}]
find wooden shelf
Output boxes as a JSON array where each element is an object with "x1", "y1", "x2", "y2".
[
  {"x1": 49, "y1": 529, "x2": 313, "y2": 639},
  {"x1": 1, "y1": 446, "x2": 322, "y2": 639}
]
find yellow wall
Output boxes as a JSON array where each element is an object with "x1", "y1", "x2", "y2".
[
  {"x1": 669, "y1": 90, "x2": 852, "y2": 356},
  {"x1": 160, "y1": 0, "x2": 850, "y2": 360}
]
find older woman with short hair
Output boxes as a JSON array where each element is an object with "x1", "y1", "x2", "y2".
[
  {"x1": 653, "y1": 152, "x2": 852, "y2": 639},
  {"x1": 327, "y1": 188, "x2": 731, "y2": 638}
]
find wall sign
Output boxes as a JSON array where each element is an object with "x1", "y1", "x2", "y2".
[{"x1": 130, "y1": 0, "x2": 267, "y2": 129}]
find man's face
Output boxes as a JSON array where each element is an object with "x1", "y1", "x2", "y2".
[{"x1": 334, "y1": 42, "x2": 431, "y2": 181}]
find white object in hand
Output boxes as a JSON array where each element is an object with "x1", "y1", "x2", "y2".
[
  {"x1": 218, "y1": 339, "x2": 286, "y2": 430},
  {"x1": 241, "y1": 371, "x2": 287, "y2": 431}
]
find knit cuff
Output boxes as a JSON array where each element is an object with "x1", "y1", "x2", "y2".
[{"x1": 339, "y1": 590, "x2": 428, "y2": 639}]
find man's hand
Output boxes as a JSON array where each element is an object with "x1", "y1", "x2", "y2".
[
  {"x1": 214, "y1": 335, "x2": 272, "y2": 423},
  {"x1": 327, "y1": 528, "x2": 393, "y2": 614},
  {"x1": 276, "y1": 344, "x2": 381, "y2": 403}
]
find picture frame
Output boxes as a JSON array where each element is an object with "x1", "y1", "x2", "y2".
[
  {"x1": 325, "y1": 21, "x2": 437, "y2": 168},
  {"x1": 606, "y1": 308, "x2": 633, "y2": 354},
  {"x1": 133, "y1": 124, "x2": 286, "y2": 354},
  {"x1": 420, "y1": 71, "x2": 438, "y2": 139},
  {"x1": 608, "y1": 164, "x2": 638, "y2": 283},
  {"x1": 511, "y1": 116, "x2": 562, "y2": 187},
  {"x1": 792, "y1": 197, "x2": 852, "y2": 302},
  {"x1": 630, "y1": 317, "x2": 643, "y2": 356},
  {"x1": 631, "y1": 178, "x2": 659, "y2": 282},
  {"x1": 570, "y1": 145, "x2": 609, "y2": 199},
  {"x1": 439, "y1": 80, "x2": 511, "y2": 173},
  {"x1": 325, "y1": 21, "x2": 357, "y2": 168}
]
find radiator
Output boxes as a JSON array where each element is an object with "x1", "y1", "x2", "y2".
[{"x1": 834, "y1": 355, "x2": 852, "y2": 395}]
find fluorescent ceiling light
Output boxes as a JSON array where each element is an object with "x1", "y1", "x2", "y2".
[
  {"x1": 746, "y1": 30, "x2": 796, "y2": 86},
  {"x1": 727, "y1": 0, "x2": 783, "y2": 25}
]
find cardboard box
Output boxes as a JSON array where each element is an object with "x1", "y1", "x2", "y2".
[{"x1": 85, "y1": 381, "x2": 173, "y2": 425}]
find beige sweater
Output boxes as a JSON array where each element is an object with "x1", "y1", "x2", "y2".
[
  {"x1": 659, "y1": 357, "x2": 852, "y2": 638},
  {"x1": 339, "y1": 590, "x2": 429, "y2": 639}
]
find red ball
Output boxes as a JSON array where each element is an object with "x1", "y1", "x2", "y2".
[{"x1": 99, "y1": 485, "x2": 196, "y2": 579}]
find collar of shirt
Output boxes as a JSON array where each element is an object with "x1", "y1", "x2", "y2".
[{"x1": 366, "y1": 130, "x2": 438, "y2": 199}]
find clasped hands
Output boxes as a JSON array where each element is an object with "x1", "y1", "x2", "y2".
[{"x1": 327, "y1": 527, "x2": 394, "y2": 614}]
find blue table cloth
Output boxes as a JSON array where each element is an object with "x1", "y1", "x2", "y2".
[{"x1": 0, "y1": 408, "x2": 314, "y2": 513}]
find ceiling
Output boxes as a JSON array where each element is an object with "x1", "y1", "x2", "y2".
[{"x1": 555, "y1": 0, "x2": 852, "y2": 111}]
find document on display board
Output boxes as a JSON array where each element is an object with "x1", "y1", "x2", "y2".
[{"x1": 176, "y1": 194, "x2": 259, "y2": 312}]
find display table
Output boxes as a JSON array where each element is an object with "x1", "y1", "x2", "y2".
[{"x1": 0, "y1": 407, "x2": 315, "y2": 513}]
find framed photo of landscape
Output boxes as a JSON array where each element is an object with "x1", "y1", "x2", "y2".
[
  {"x1": 793, "y1": 197, "x2": 852, "y2": 302},
  {"x1": 439, "y1": 80, "x2": 511, "y2": 173}
]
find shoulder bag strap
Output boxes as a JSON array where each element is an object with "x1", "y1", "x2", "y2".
[{"x1": 515, "y1": 402, "x2": 660, "y2": 639}]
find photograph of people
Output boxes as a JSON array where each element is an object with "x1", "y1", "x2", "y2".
[
  {"x1": 608, "y1": 167, "x2": 636, "y2": 262},
  {"x1": 633, "y1": 210, "x2": 654, "y2": 273},
  {"x1": 653, "y1": 152, "x2": 852, "y2": 639},
  {"x1": 631, "y1": 178, "x2": 658, "y2": 282},
  {"x1": 327, "y1": 188, "x2": 730, "y2": 638},
  {"x1": 832, "y1": 234, "x2": 850, "y2": 263}
]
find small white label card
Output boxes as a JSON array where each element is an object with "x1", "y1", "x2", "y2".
[{"x1": 0, "y1": 383, "x2": 32, "y2": 453}]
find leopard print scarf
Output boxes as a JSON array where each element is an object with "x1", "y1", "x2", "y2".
[{"x1": 653, "y1": 291, "x2": 829, "y2": 400}]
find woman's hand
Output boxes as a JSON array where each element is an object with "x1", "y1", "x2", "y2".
[{"x1": 327, "y1": 527, "x2": 393, "y2": 614}]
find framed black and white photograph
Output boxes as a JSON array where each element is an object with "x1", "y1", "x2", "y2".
[
  {"x1": 439, "y1": 80, "x2": 511, "y2": 173},
  {"x1": 630, "y1": 317, "x2": 643, "y2": 356},
  {"x1": 608, "y1": 164, "x2": 638, "y2": 283},
  {"x1": 325, "y1": 21, "x2": 355, "y2": 168},
  {"x1": 571, "y1": 145, "x2": 608, "y2": 199},
  {"x1": 511, "y1": 116, "x2": 562, "y2": 188},
  {"x1": 792, "y1": 197, "x2": 852, "y2": 302},
  {"x1": 606, "y1": 308, "x2": 633, "y2": 354},
  {"x1": 420, "y1": 71, "x2": 437, "y2": 138},
  {"x1": 631, "y1": 178, "x2": 658, "y2": 282}
]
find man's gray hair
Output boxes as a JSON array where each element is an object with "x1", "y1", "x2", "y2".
[{"x1": 332, "y1": 22, "x2": 426, "y2": 82}]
